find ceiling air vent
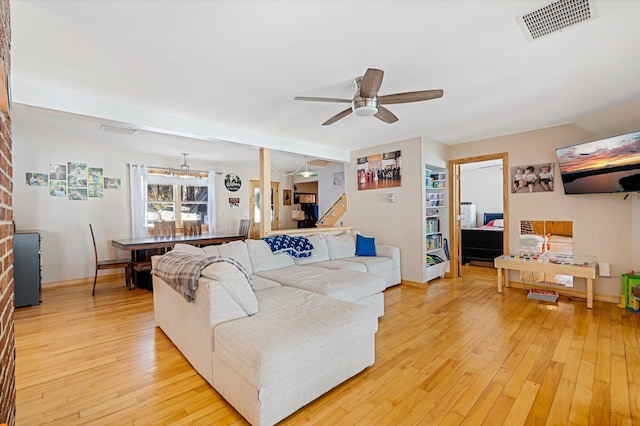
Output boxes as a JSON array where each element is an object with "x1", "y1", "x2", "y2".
[
  {"x1": 517, "y1": 0, "x2": 593, "y2": 42},
  {"x1": 99, "y1": 124, "x2": 138, "y2": 136}
]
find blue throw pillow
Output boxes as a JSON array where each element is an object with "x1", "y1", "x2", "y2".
[{"x1": 355, "y1": 234, "x2": 376, "y2": 256}]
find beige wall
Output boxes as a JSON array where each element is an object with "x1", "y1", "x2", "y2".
[
  {"x1": 448, "y1": 123, "x2": 638, "y2": 299},
  {"x1": 344, "y1": 137, "x2": 428, "y2": 283}
]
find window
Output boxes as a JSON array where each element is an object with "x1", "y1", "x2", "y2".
[
  {"x1": 129, "y1": 164, "x2": 216, "y2": 239},
  {"x1": 146, "y1": 183, "x2": 208, "y2": 228}
]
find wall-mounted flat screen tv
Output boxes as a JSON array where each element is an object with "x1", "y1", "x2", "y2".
[{"x1": 555, "y1": 130, "x2": 640, "y2": 194}]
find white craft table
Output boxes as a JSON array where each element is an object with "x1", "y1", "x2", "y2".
[{"x1": 494, "y1": 255, "x2": 597, "y2": 308}]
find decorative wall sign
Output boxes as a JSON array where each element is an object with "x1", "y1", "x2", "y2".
[
  {"x1": 356, "y1": 150, "x2": 401, "y2": 190},
  {"x1": 225, "y1": 173, "x2": 241, "y2": 192},
  {"x1": 283, "y1": 189, "x2": 292, "y2": 205},
  {"x1": 229, "y1": 197, "x2": 240, "y2": 207}
]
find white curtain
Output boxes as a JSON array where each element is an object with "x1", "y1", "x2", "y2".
[
  {"x1": 207, "y1": 170, "x2": 216, "y2": 233},
  {"x1": 129, "y1": 164, "x2": 148, "y2": 239}
]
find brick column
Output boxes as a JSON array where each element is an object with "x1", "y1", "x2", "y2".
[{"x1": 0, "y1": 0, "x2": 14, "y2": 424}]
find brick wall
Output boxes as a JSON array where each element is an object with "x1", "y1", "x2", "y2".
[{"x1": 0, "y1": 0, "x2": 14, "y2": 424}]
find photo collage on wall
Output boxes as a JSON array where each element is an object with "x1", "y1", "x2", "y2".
[{"x1": 27, "y1": 162, "x2": 121, "y2": 201}]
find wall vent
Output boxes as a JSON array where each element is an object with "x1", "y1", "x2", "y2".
[
  {"x1": 517, "y1": 0, "x2": 593, "y2": 41},
  {"x1": 99, "y1": 124, "x2": 138, "y2": 136}
]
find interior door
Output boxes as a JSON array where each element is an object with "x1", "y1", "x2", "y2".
[
  {"x1": 249, "y1": 180, "x2": 280, "y2": 239},
  {"x1": 450, "y1": 153, "x2": 509, "y2": 278}
]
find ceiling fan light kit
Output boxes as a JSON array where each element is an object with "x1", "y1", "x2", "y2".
[
  {"x1": 353, "y1": 98, "x2": 378, "y2": 117},
  {"x1": 295, "y1": 68, "x2": 443, "y2": 125}
]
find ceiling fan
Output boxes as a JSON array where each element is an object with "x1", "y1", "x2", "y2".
[{"x1": 294, "y1": 68, "x2": 443, "y2": 126}]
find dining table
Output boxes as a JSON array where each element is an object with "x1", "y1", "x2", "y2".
[{"x1": 111, "y1": 233, "x2": 246, "y2": 291}]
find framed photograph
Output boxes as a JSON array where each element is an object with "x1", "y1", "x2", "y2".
[
  {"x1": 26, "y1": 172, "x2": 48, "y2": 187},
  {"x1": 104, "y1": 178, "x2": 121, "y2": 189},
  {"x1": 49, "y1": 163, "x2": 67, "y2": 180},
  {"x1": 511, "y1": 163, "x2": 555, "y2": 193},
  {"x1": 283, "y1": 189, "x2": 292, "y2": 205},
  {"x1": 333, "y1": 171, "x2": 344, "y2": 186},
  {"x1": 356, "y1": 150, "x2": 401, "y2": 191}
]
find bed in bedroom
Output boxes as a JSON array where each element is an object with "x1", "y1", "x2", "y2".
[{"x1": 461, "y1": 213, "x2": 504, "y2": 265}]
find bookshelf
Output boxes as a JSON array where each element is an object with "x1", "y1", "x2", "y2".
[{"x1": 425, "y1": 165, "x2": 449, "y2": 281}]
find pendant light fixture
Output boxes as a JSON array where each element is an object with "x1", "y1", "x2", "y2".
[{"x1": 292, "y1": 156, "x2": 319, "y2": 178}]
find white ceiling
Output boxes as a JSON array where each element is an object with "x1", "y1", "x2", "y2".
[{"x1": 9, "y1": 0, "x2": 640, "y2": 171}]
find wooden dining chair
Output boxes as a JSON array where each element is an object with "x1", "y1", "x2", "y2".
[
  {"x1": 90, "y1": 224, "x2": 132, "y2": 296},
  {"x1": 239, "y1": 219, "x2": 250, "y2": 238},
  {"x1": 153, "y1": 220, "x2": 176, "y2": 238},
  {"x1": 183, "y1": 219, "x2": 202, "y2": 236}
]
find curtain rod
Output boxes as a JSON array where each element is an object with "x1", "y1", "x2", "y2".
[{"x1": 128, "y1": 163, "x2": 223, "y2": 175}]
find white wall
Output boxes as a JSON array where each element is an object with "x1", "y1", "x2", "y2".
[
  {"x1": 316, "y1": 161, "x2": 346, "y2": 217},
  {"x1": 16, "y1": 108, "x2": 639, "y2": 296},
  {"x1": 344, "y1": 137, "x2": 429, "y2": 283},
  {"x1": 460, "y1": 166, "x2": 503, "y2": 224},
  {"x1": 12, "y1": 137, "x2": 292, "y2": 283}
]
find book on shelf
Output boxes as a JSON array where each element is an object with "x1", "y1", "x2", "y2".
[{"x1": 527, "y1": 288, "x2": 559, "y2": 302}]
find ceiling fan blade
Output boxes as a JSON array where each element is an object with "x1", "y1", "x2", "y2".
[
  {"x1": 294, "y1": 96, "x2": 351, "y2": 103},
  {"x1": 378, "y1": 89, "x2": 444, "y2": 104},
  {"x1": 374, "y1": 106, "x2": 399, "y2": 124},
  {"x1": 359, "y1": 68, "x2": 384, "y2": 98},
  {"x1": 322, "y1": 108, "x2": 353, "y2": 126}
]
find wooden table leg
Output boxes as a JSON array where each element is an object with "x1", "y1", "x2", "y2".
[
  {"x1": 497, "y1": 267, "x2": 503, "y2": 293},
  {"x1": 587, "y1": 278, "x2": 593, "y2": 309}
]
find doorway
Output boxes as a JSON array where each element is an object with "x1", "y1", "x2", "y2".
[
  {"x1": 249, "y1": 180, "x2": 280, "y2": 239},
  {"x1": 449, "y1": 153, "x2": 509, "y2": 278}
]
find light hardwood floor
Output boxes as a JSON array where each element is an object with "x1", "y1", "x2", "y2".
[{"x1": 15, "y1": 268, "x2": 640, "y2": 425}]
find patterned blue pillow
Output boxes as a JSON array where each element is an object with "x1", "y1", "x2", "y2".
[
  {"x1": 355, "y1": 234, "x2": 376, "y2": 256},
  {"x1": 262, "y1": 235, "x2": 314, "y2": 258}
]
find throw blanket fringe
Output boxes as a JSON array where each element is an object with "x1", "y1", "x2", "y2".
[
  {"x1": 152, "y1": 252, "x2": 252, "y2": 302},
  {"x1": 262, "y1": 235, "x2": 314, "y2": 258}
]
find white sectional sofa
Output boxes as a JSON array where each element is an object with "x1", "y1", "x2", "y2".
[{"x1": 152, "y1": 232, "x2": 400, "y2": 425}]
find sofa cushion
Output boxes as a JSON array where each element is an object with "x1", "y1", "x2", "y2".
[
  {"x1": 202, "y1": 245, "x2": 221, "y2": 256},
  {"x1": 293, "y1": 235, "x2": 330, "y2": 265},
  {"x1": 256, "y1": 265, "x2": 385, "y2": 302},
  {"x1": 355, "y1": 234, "x2": 376, "y2": 256},
  {"x1": 251, "y1": 275, "x2": 282, "y2": 291},
  {"x1": 339, "y1": 256, "x2": 397, "y2": 275},
  {"x1": 215, "y1": 241, "x2": 253, "y2": 275},
  {"x1": 173, "y1": 243, "x2": 206, "y2": 255},
  {"x1": 201, "y1": 259, "x2": 258, "y2": 315},
  {"x1": 305, "y1": 259, "x2": 367, "y2": 273},
  {"x1": 245, "y1": 239, "x2": 295, "y2": 273},
  {"x1": 325, "y1": 234, "x2": 356, "y2": 260},
  {"x1": 213, "y1": 286, "x2": 377, "y2": 388}
]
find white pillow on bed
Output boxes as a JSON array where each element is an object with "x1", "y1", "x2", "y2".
[{"x1": 493, "y1": 219, "x2": 504, "y2": 228}]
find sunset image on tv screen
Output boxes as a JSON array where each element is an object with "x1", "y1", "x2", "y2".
[{"x1": 555, "y1": 131, "x2": 640, "y2": 194}]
